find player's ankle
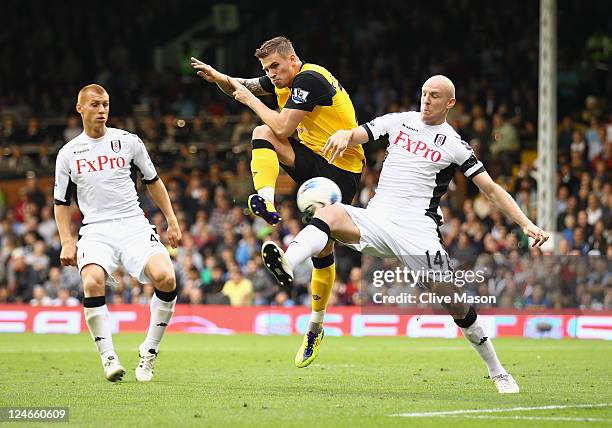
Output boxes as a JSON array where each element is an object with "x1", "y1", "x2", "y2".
[{"x1": 257, "y1": 186, "x2": 275, "y2": 203}]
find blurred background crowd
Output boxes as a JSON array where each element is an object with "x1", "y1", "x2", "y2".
[{"x1": 0, "y1": 0, "x2": 610, "y2": 309}]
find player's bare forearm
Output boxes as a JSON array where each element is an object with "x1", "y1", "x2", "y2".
[
  {"x1": 54, "y1": 204, "x2": 78, "y2": 266},
  {"x1": 347, "y1": 126, "x2": 370, "y2": 146},
  {"x1": 473, "y1": 172, "x2": 548, "y2": 246},
  {"x1": 218, "y1": 77, "x2": 270, "y2": 97},
  {"x1": 146, "y1": 179, "x2": 178, "y2": 225},
  {"x1": 485, "y1": 183, "x2": 533, "y2": 229},
  {"x1": 246, "y1": 97, "x2": 295, "y2": 138},
  {"x1": 147, "y1": 179, "x2": 182, "y2": 247},
  {"x1": 53, "y1": 205, "x2": 75, "y2": 245}
]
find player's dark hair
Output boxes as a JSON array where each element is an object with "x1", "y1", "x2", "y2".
[{"x1": 254, "y1": 36, "x2": 296, "y2": 59}]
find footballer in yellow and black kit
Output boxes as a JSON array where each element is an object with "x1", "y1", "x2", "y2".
[
  {"x1": 191, "y1": 42, "x2": 363, "y2": 369},
  {"x1": 257, "y1": 63, "x2": 364, "y2": 204}
]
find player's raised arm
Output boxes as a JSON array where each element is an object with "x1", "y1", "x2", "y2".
[
  {"x1": 191, "y1": 57, "x2": 271, "y2": 97},
  {"x1": 471, "y1": 171, "x2": 549, "y2": 247},
  {"x1": 323, "y1": 127, "x2": 369, "y2": 164},
  {"x1": 227, "y1": 77, "x2": 306, "y2": 138}
]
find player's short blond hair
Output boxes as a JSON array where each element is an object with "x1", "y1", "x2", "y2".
[
  {"x1": 77, "y1": 84, "x2": 108, "y2": 105},
  {"x1": 254, "y1": 36, "x2": 295, "y2": 59}
]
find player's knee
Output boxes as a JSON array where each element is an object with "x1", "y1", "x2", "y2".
[
  {"x1": 252, "y1": 125, "x2": 275, "y2": 141},
  {"x1": 82, "y1": 276, "x2": 105, "y2": 296},
  {"x1": 150, "y1": 270, "x2": 176, "y2": 292},
  {"x1": 443, "y1": 301, "x2": 470, "y2": 319},
  {"x1": 315, "y1": 240, "x2": 335, "y2": 258},
  {"x1": 446, "y1": 299, "x2": 470, "y2": 320},
  {"x1": 314, "y1": 204, "x2": 343, "y2": 231}
]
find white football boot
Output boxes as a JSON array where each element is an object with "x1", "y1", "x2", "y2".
[
  {"x1": 103, "y1": 355, "x2": 125, "y2": 382},
  {"x1": 492, "y1": 373, "x2": 520, "y2": 393},
  {"x1": 135, "y1": 345, "x2": 158, "y2": 382}
]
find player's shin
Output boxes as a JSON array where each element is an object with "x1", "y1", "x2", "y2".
[
  {"x1": 251, "y1": 139, "x2": 279, "y2": 203},
  {"x1": 455, "y1": 306, "x2": 506, "y2": 377},
  {"x1": 309, "y1": 254, "x2": 335, "y2": 334},
  {"x1": 142, "y1": 288, "x2": 177, "y2": 354},
  {"x1": 285, "y1": 218, "x2": 331, "y2": 269},
  {"x1": 83, "y1": 296, "x2": 116, "y2": 360}
]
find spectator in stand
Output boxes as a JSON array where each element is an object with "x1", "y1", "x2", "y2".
[
  {"x1": 490, "y1": 113, "x2": 520, "y2": 176},
  {"x1": 222, "y1": 264, "x2": 253, "y2": 306},
  {"x1": 53, "y1": 287, "x2": 80, "y2": 306},
  {"x1": 204, "y1": 265, "x2": 231, "y2": 305},
  {"x1": 30, "y1": 285, "x2": 52, "y2": 306},
  {"x1": 231, "y1": 110, "x2": 256, "y2": 150},
  {"x1": 7, "y1": 248, "x2": 39, "y2": 302},
  {"x1": 63, "y1": 116, "x2": 82, "y2": 143}
]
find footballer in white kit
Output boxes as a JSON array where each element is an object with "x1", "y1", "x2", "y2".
[
  {"x1": 55, "y1": 127, "x2": 166, "y2": 281},
  {"x1": 341, "y1": 110, "x2": 484, "y2": 269},
  {"x1": 54, "y1": 84, "x2": 181, "y2": 383},
  {"x1": 262, "y1": 75, "x2": 549, "y2": 393}
]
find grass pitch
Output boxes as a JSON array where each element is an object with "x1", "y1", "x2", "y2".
[{"x1": 1, "y1": 334, "x2": 611, "y2": 427}]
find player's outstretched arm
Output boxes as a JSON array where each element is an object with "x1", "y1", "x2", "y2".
[
  {"x1": 146, "y1": 179, "x2": 182, "y2": 248},
  {"x1": 54, "y1": 205, "x2": 77, "y2": 266},
  {"x1": 191, "y1": 57, "x2": 271, "y2": 97},
  {"x1": 323, "y1": 126, "x2": 369, "y2": 164},
  {"x1": 472, "y1": 171, "x2": 549, "y2": 247}
]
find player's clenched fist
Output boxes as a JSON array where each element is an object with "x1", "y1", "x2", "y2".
[
  {"x1": 191, "y1": 57, "x2": 226, "y2": 84},
  {"x1": 60, "y1": 240, "x2": 77, "y2": 266}
]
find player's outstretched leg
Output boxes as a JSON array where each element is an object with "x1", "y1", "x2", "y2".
[
  {"x1": 454, "y1": 306, "x2": 519, "y2": 393},
  {"x1": 263, "y1": 211, "x2": 358, "y2": 368},
  {"x1": 136, "y1": 254, "x2": 178, "y2": 382},
  {"x1": 294, "y1": 240, "x2": 335, "y2": 368},
  {"x1": 262, "y1": 216, "x2": 334, "y2": 287},
  {"x1": 248, "y1": 126, "x2": 282, "y2": 225},
  {"x1": 82, "y1": 265, "x2": 125, "y2": 382}
]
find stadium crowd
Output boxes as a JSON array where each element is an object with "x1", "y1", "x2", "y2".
[{"x1": 0, "y1": 1, "x2": 610, "y2": 309}]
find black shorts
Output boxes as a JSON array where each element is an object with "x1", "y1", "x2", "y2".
[{"x1": 280, "y1": 137, "x2": 362, "y2": 204}]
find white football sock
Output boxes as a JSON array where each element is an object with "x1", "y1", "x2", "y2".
[
  {"x1": 310, "y1": 309, "x2": 325, "y2": 324},
  {"x1": 307, "y1": 309, "x2": 326, "y2": 334},
  {"x1": 284, "y1": 225, "x2": 329, "y2": 269},
  {"x1": 258, "y1": 186, "x2": 275, "y2": 204},
  {"x1": 460, "y1": 317, "x2": 506, "y2": 377},
  {"x1": 141, "y1": 294, "x2": 176, "y2": 354},
  {"x1": 84, "y1": 305, "x2": 116, "y2": 361}
]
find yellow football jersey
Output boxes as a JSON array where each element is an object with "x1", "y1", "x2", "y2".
[{"x1": 262, "y1": 63, "x2": 364, "y2": 173}]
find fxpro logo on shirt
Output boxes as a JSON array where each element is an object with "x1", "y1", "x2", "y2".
[{"x1": 75, "y1": 156, "x2": 127, "y2": 174}]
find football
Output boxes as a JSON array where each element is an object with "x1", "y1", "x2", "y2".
[{"x1": 296, "y1": 177, "x2": 342, "y2": 217}]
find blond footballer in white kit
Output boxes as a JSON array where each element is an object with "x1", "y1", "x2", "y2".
[
  {"x1": 54, "y1": 84, "x2": 182, "y2": 382},
  {"x1": 262, "y1": 75, "x2": 550, "y2": 394}
]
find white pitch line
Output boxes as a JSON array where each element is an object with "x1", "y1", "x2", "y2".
[
  {"x1": 461, "y1": 415, "x2": 611, "y2": 422},
  {"x1": 394, "y1": 403, "x2": 612, "y2": 417}
]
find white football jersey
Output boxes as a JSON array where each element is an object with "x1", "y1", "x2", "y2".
[
  {"x1": 362, "y1": 111, "x2": 485, "y2": 224},
  {"x1": 54, "y1": 127, "x2": 158, "y2": 225}
]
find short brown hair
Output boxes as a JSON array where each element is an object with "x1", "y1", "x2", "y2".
[
  {"x1": 77, "y1": 84, "x2": 108, "y2": 104},
  {"x1": 254, "y1": 36, "x2": 295, "y2": 59}
]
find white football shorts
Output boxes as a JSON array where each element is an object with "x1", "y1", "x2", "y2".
[
  {"x1": 76, "y1": 215, "x2": 168, "y2": 284},
  {"x1": 342, "y1": 204, "x2": 451, "y2": 272}
]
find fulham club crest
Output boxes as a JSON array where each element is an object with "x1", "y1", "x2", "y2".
[
  {"x1": 434, "y1": 134, "x2": 446, "y2": 147},
  {"x1": 111, "y1": 140, "x2": 122, "y2": 153}
]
